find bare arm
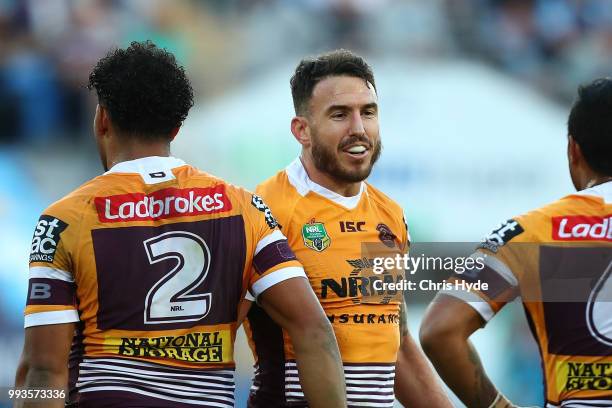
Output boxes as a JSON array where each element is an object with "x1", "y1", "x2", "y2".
[
  {"x1": 258, "y1": 277, "x2": 347, "y2": 408},
  {"x1": 394, "y1": 300, "x2": 453, "y2": 408},
  {"x1": 419, "y1": 294, "x2": 513, "y2": 408},
  {"x1": 14, "y1": 323, "x2": 75, "y2": 408}
]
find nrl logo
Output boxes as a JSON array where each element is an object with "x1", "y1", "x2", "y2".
[
  {"x1": 302, "y1": 218, "x2": 331, "y2": 252},
  {"x1": 346, "y1": 258, "x2": 375, "y2": 276}
]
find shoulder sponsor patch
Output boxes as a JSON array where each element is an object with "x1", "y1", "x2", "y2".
[
  {"x1": 478, "y1": 219, "x2": 524, "y2": 253},
  {"x1": 30, "y1": 215, "x2": 68, "y2": 263},
  {"x1": 251, "y1": 194, "x2": 278, "y2": 229}
]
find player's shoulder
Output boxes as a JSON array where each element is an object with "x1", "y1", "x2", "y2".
[
  {"x1": 483, "y1": 183, "x2": 612, "y2": 248},
  {"x1": 364, "y1": 182, "x2": 404, "y2": 217},
  {"x1": 519, "y1": 183, "x2": 611, "y2": 224},
  {"x1": 41, "y1": 176, "x2": 105, "y2": 222},
  {"x1": 257, "y1": 167, "x2": 299, "y2": 202}
]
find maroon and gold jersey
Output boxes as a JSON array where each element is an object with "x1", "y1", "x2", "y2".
[
  {"x1": 444, "y1": 181, "x2": 612, "y2": 407},
  {"x1": 25, "y1": 156, "x2": 305, "y2": 407},
  {"x1": 244, "y1": 158, "x2": 409, "y2": 408}
]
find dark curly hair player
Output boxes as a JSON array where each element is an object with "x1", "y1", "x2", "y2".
[
  {"x1": 15, "y1": 41, "x2": 346, "y2": 408},
  {"x1": 87, "y1": 40, "x2": 194, "y2": 170}
]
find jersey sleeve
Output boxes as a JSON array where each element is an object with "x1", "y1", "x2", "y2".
[
  {"x1": 25, "y1": 207, "x2": 80, "y2": 328},
  {"x1": 439, "y1": 218, "x2": 528, "y2": 323},
  {"x1": 244, "y1": 193, "x2": 305, "y2": 299}
]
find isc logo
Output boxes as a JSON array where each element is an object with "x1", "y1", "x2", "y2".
[
  {"x1": 339, "y1": 221, "x2": 366, "y2": 232},
  {"x1": 30, "y1": 215, "x2": 68, "y2": 263}
]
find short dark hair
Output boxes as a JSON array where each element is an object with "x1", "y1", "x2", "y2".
[
  {"x1": 88, "y1": 40, "x2": 194, "y2": 139},
  {"x1": 290, "y1": 49, "x2": 376, "y2": 115},
  {"x1": 568, "y1": 78, "x2": 612, "y2": 176}
]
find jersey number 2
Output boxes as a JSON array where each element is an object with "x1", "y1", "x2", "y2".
[
  {"x1": 143, "y1": 231, "x2": 212, "y2": 324},
  {"x1": 586, "y1": 259, "x2": 612, "y2": 346}
]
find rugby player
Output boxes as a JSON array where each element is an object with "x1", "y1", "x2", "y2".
[
  {"x1": 420, "y1": 78, "x2": 612, "y2": 407},
  {"x1": 243, "y1": 50, "x2": 451, "y2": 407},
  {"x1": 14, "y1": 41, "x2": 346, "y2": 408}
]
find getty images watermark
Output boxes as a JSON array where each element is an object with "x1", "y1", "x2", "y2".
[{"x1": 370, "y1": 252, "x2": 490, "y2": 292}]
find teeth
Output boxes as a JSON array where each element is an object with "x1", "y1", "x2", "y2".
[{"x1": 347, "y1": 145, "x2": 367, "y2": 154}]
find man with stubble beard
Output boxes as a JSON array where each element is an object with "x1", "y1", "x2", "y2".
[{"x1": 242, "y1": 50, "x2": 451, "y2": 408}]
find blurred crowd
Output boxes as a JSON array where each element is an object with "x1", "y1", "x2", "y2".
[
  {"x1": 1, "y1": 0, "x2": 611, "y2": 143},
  {"x1": 450, "y1": 0, "x2": 612, "y2": 100}
]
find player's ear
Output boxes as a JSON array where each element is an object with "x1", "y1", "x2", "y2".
[
  {"x1": 291, "y1": 116, "x2": 310, "y2": 147},
  {"x1": 94, "y1": 104, "x2": 110, "y2": 139},
  {"x1": 169, "y1": 127, "x2": 180, "y2": 141},
  {"x1": 568, "y1": 135, "x2": 583, "y2": 166}
]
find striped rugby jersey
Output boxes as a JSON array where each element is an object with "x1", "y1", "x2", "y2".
[
  {"x1": 25, "y1": 156, "x2": 305, "y2": 407},
  {"x1": 244, "y1": 158, "x2": 409, "y2": 408},
  {"x1": 443, "y1": 181, "x2": 612, "y2": 408}
]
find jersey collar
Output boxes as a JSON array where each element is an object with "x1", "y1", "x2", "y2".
[
  {"x1": 285, "y1": 157, "x2": 366, "y2": 210},
  {"x1": 576, "y1": 179, "x2": 612, "y2": 204},
  {"x1": 105, "y1": 156, "x2": 187, "y2": 175}
]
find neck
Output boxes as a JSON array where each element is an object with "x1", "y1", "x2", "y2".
[
  {"x1": 584, "y1": 175, "x2": 612, "y2": 189},
  {"x1": 300, "y1": 155, "x2": 362, "y2": 197},
  {"x1": 107, "y1": 137, "x2": 171, "y2": 170}
]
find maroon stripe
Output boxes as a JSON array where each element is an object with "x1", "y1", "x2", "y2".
[
  {"x1": 77, "y1": 388, "x2": 233, "y2": 408},
  {"x1": 336, "y1": 361, "x2": 395, "y2": 367},
  {"x1": 78, "y1": 370, "x2": 235, "y2": 392},
  {"x1": 81, "y1": 358, "x2": 235, "y2": 380},
  {"x1": 78, "y1": 380, "x2": 234, "y2": 405},
  {"x1": 26, "y1": 278, "x2": 76, "y2": 306},
  {"x1": 68, "y1": 321, "x2": 84, "y2": 406},
  {"x1": 247, "y1": 303, "x2": 287, "y2": 407},
  {"x1": 253, "y1": 240, "x2": 297, "y2": 274},
  {"x1": 347, "y1": 397, "x2": 395, "y2": 403},
  {"x1": 346, "y1": 389, "x2": 394, "y2": 396}
]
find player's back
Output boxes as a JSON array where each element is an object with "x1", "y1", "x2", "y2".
[
  {"x1": 448, "y1": 181, "x2": 612, "y2": 407},
  {"x1": 524, "y1": 183, "x2": 612, "y2": 406},
  {"x1": 26, "y1": 156, "x2": 301, "y2": 407},
  {"x1": 244, "y1": 159, "x2": 408, "y2": 408}
]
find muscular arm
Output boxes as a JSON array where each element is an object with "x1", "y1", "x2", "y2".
[
  {"x1": 394, "y1": 299, "x2": 453, "y2": 408},
  {"x1": 15, "y1": 323, "x2": 75, "y2": 408},
  {"x1": 259, "y1": 277, "x2": 347, "y2": 408},
  {"x1": 419, "y1": 294, "x2": 512, "y2": 408}
]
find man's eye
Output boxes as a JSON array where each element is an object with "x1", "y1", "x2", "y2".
[
  {"x1": 363, "y1": 110, "x2": 376, "y2": 117},
  {"x1": 331, "y1": 112, "x2": 346, "y2": 119}
]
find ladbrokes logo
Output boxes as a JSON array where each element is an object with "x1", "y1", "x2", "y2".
[
  {"x1": 95, "y1": 186, "x2": 232, "y2": 222},
  {"x1": 552, "y1": 215, "x2": 612, "y2": 241}
]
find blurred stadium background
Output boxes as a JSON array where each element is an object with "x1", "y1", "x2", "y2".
[{"x1": 2, "y1": 0, "x2": 612, "y2": 406}]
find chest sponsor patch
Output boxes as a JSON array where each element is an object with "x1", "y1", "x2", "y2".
[{"x1": 30, "y1": 215, "x2": 69, "y2": 263}]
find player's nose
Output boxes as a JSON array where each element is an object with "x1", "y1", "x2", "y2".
[{"x1": 348, "y1": 111, "x2": 366, "y2": 137}]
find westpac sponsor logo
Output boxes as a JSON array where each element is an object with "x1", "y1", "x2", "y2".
[
  {"x1": 552, "y1": 215, "x2": 612, "y2": 241},
  {"x1": 95, "y1": 186, "x2": 231, "y2": 222},
  {"x1": 30, "y1": 215, "x2": 68, "y2": 263}
]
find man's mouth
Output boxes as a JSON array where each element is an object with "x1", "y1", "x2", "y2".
[{"x1": 343, "y1": 144, "x2": 370, "y2": 159}]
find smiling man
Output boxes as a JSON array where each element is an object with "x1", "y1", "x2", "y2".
[{"x1": 242, "y1": 50, "x2": 451, "y2": 408}]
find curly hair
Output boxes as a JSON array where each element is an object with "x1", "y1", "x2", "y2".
[
  {"x1": 568, "y1": 78, "x2": 612, "y2": 176},
  {"x1": 290, "y1": 49, "x2": 376, "y2": 115},
  {"x1": 88, "y1": 41, "x2": 194, "y2": 139}
]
